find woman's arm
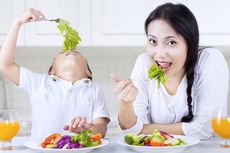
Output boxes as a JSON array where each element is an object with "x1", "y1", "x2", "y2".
[
  {"x1": 141, "y1": 123, "x2": 184, "y2": 135},
  {"x1": 0, "y1": 8, "x2": 44, "y2": 85},
  {"x1": 112, "y1": 53, "x2": 151, "y2": 132},
  {"x1": 111, "y1": 74, "x2": 138, "y2": 129},
  {"x1": 181, "y1": 48, "x2": 229, "y2": 139}
]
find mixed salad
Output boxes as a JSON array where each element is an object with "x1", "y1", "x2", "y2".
[
  {"x1": 41, "y1": 130, "x2": 102, "y2": 149},
  {"x1": 124, "y1": 129, "x2": 186, "y2": 147}
]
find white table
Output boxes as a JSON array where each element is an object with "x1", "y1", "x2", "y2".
[{"x1": 3, "y1": 137, "x2": 230, "y2": 153}]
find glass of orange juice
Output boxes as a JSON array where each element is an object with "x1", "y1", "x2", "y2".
[
  {"x1": 211, "y1": 109, "x2": 230, "y2": 148},
  {"x1": 0, "y1": 109, "x2": 20, "y2": 150}
]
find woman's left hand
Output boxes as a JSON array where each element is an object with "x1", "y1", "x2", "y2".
[{"x1": 64, "y1": 116, "x2": 93, "y2": 133}]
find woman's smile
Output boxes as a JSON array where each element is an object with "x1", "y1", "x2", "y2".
[{"x1": 155, "y1": 60, "x2": 172, "y2": 73}]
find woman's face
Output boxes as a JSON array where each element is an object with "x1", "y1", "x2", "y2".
[
  {"x1": 50, "y1": 51, "x2": 91, "y2": 82},
  {"x1": 146, "y1": 19, "x2": 188, "y2": 79}
]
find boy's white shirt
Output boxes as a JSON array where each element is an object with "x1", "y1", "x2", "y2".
[
  {"x1": 123, "y1": 48, "x2": 229, "y2": 140},
  {"x1": 18, "y1": 67, "x2": 110, "y2": 139}
]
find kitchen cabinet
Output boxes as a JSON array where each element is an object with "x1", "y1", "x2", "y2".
[
  {"x1": 0, "y1": 0, "x2": 24, "y2": 46},
  {"x1": 0, "y1": 0, "x2": 229, "y2": 46},
  {"x1": 24, "y1": 0, "x2": 91, "y2": 46},
  {"x1": 0, "y1": 0, "x2": 91, "y2": 46},
  {"x1": 91, "y1": 0, "x2": 186, "y2": 46},
  {"x1": 92, "y1": 0, "x2": 230, "y2": 46},
  {"x1": 187, "y1": 0, "x2": 230, "y2": 46}
]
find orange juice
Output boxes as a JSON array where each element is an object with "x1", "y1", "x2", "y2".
[
  {"x1": 0, "y1": 121, "x2": 20, "y2": 141},
  {"x1": 212, "y1": 117, "x2": 230, "y2": 139}
]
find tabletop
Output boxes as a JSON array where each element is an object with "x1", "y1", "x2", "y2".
[{"x1": 2, "y1": 136, "x2": 230, "y2": 153}]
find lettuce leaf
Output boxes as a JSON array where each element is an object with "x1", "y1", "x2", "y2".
[{"x1": 148, "y1": 64, "x2": 167, "y2": 88}]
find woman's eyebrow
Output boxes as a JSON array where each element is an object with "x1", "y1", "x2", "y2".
[
  {"x1": 148, "y1": 35, "x2": 177, "y2": 40},
  {"x1": 165, "y1": 36, "x2": 178, "y2": 40},
  {"x1": 166, "y1": 36, "x2": 176, "y2": 39},
  {"x1": 147, "y1": 34, "x2": 156, "y2": 38}
]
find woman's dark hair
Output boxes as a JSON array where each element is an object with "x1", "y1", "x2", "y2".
[
  {"x1": 145, "y1": 3, "x2": 199, "y2": 122},
  {"x1": 48, "y1": 61, "x2": 93, "y2": 80}
]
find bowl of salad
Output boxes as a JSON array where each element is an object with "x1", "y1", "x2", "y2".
[
  {"x1": 24, "y1": 130, "x2": 108, "y2": 153},
  {"x1": 117, "y1": 129, "x2": 200, "y2": 153}
]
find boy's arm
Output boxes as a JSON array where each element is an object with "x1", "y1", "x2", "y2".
[
  {"x1": 90, "y1": 117, "x2": 108, "y2": 137},
  {"x1": 0, "y1": 8, "x2": 44, "y2": 85}
]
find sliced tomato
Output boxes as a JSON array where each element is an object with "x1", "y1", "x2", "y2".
[
  {"x1": 41, "y1": 133, "x2": 61, "y2": 148},
  {"x1": 91, "y1": 133, "x2": 102, "y2": 142}
]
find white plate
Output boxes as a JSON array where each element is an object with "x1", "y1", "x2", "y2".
[
  {"x1": 24, "y1": 139, "x2": 108, "y2": 153},
  {"x1": 117, "y1": 135, "x2": 200, "y2": 153}
]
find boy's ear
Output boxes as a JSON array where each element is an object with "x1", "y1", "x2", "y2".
[
  {"x1": 86, "y1": 70, "x2": 92, "y2": 78},
  {"x1": 48, "y1": 71, "x2": 54, "y2": 75},
  {"x1": 48, "y1": 67, "x2": 55, "y2": 75}
]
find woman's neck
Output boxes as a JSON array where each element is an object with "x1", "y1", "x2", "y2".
[{"x1": 163, "y1": 72, "x2": 185, "y2": 95}]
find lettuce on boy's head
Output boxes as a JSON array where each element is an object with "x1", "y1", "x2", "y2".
[
  {"x1": 53, "y1": 19, "x2": 81, "y2": 52},
  {"x1": 148, "y1": 63, "x2": 167, "y2": 88}
]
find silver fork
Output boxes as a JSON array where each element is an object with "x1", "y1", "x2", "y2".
[{"x1": 45, "y1": 18, "x2": 61, "y2": 23}]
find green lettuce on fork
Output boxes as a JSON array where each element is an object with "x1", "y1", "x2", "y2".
[
  {"x1": 47, "y1": 18, "x2": 81, "y2": 52},
  {"x1": 148, "y1": 63, "x2": 167, "y2": 88}
]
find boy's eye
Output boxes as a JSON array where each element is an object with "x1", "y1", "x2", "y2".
[
  {"x1": 167, "y1": 40, "x2": 177, "y2": 46},
  {"x1": 149, "y1": 39, "x2": 157, "y2": 45}
]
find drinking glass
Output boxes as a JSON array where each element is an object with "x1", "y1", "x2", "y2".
[
  {"x1": 0, "y1": 109, "x2": 20, "y2": 150},
  {"x1": 211, "y1": 109, "x2": 230, "y2": 148}
]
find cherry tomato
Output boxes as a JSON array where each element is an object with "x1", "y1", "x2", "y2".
[
  {"x1": 91, "y1": 133, "x2": 102, "y2": 142},
  {"x1": 41, "y1": 133, "x2": 61, "y2": 148}
]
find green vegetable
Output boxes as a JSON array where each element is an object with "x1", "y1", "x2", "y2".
[
  {"x1": 57, "y1": 19, "x2": 81, "y2": 52},
  {"x1": 124, "y1": 133, "x2": 146, "y2": 146},
  {"x1": 48, "y1": 18, "x2": 81, "y2": 52},
  {"x1": 71, "y1": 130, "x2": 94, "y2": 147},
  {"x1": 151, "y1": 129, "x2": 166, "y2": 141},
  {"x1": 124, "y1": 129, "x2": 187, "y2": 146},
  {"x1": 45, "y1": 144, "x2": 56, "y2": 148},
  {"x1": 148, "y1": 64, "x2": 167, "y2": 88},
  {"x1": 178, "y1": 138, "x2": 187, "y2": 145}
]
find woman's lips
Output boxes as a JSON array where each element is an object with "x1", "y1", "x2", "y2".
[{"x1": 156, "y1": 61, "x2": 172, "y2": 73}]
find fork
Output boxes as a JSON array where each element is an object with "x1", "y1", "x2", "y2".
[{"x1": 44, "y1": 18, "x2": 61, "y2": 23}]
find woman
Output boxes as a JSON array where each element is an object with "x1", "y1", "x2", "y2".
[{"x1": 112, "y1": 3, "x2": 229, "y2": 139}]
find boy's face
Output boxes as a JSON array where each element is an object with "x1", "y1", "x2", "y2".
[{"x1": 49, "y1": 51, "x2": 91, "y2": 82}]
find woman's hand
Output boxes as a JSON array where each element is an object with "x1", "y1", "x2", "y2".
[
  {"x1": 111, "y1": 73, "x2": 138, "y2": 130},
  {"x1": 16, "y1": 8, "x2": 45, "y2": 25},
  {"x1": 64, "y1": 117, "x2": 93, "y2": 133},
  {"x1": 111, "y1": 73, "x2": 138, "y2": 103}
]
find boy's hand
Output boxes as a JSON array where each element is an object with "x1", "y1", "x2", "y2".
[
  {"x1": 111, "y1": 73, "x2": 138, "y2": 103},
  {"x1": 64, "y1": 117, "x2": 93, "y2": 133},
  {"x1": 16, "y1": 8, "x2": 45, "y2": 25}
]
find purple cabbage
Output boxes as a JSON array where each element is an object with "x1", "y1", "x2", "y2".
[
  {"x1": 160, "y1": 130, "x2": 174, "y2": 138},
  {"x1": 66, "y1": 141, "x2": 82, "y2": 149},
  {"x1": 55, "y1": 135, "x2": 83, "y2": 149},
  {"x1": 144, "y1": 143, "x2": 151, "y2": 146},
  {"x1": 56, "y1": 135, "x2": 71, "y2": 149}
]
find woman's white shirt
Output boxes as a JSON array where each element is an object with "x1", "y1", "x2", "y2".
[
  {"x1": 123, "y1": 48, "x2": 229, "y2": 139},
  {"x1": 17, "y1": 67, "x2": 110, "y2": 139}
]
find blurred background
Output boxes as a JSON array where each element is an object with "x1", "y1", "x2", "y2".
[{"x1": 0, "y1": 0, "x2": 230, "y2": 137}]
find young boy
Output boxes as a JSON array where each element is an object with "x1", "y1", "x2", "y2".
[{"x1": 0, "y1": 8, "x2": 110, "y2": 139}]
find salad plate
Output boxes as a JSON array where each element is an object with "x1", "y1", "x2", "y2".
[
  {"x1": 24, "y1": 139, "x2": 108, "y2": 153},
  {"x1": 117, "y1": 135, "x2": 200, "y2": 153}
]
